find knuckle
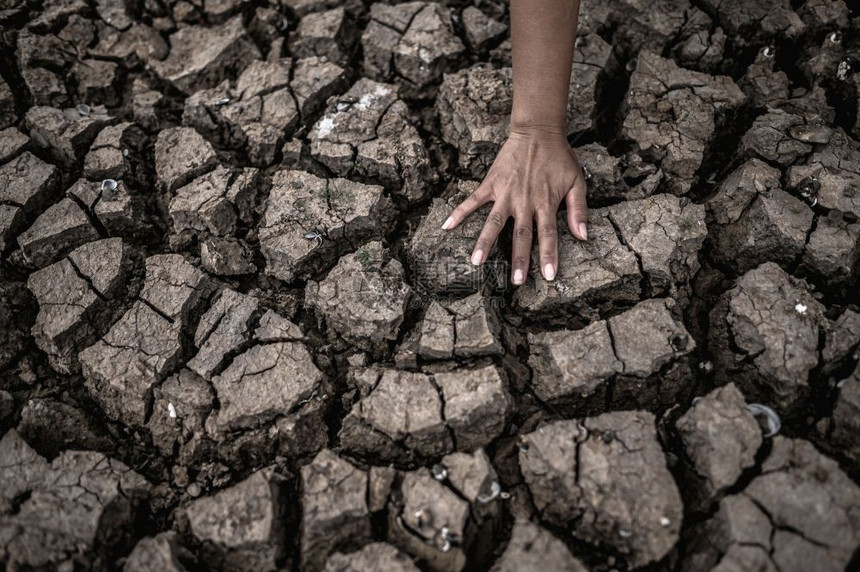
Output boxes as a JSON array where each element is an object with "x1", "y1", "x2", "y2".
[
  {"x1": 539, "y1": 252, "x2": 556, "y2": 265},
  {"x1": 513, "y1": 256, "x2": 530, "y2": 268},
  {"x1": 514, "y1": 225, "x2": 532, "y2": 240},
  {"x1": 567, "y1": 192, "x2": 587, "y2": 210},
  {"x1": 486, "y1": 211, "x2": 505, "y2": 229},
  {"x1": 473, "y1": 188, "x2": 491, "y2": 203},
  {"x1": 538, "y1": 222, "x2": 558, "y2": 238}
]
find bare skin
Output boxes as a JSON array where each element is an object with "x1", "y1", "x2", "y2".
[{"x1": 442, "y1": 0, "x2": 587, "y2": 285}]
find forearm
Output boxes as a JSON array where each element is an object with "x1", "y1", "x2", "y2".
[{"x1": 509, "y1": 0, "x2": 580, "y2": 135}]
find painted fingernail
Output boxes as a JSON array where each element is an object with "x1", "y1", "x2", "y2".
[
  {"x1": 578, "y1": 223, "x2": 588, "y2": 241},
  {"x1": 544, "y1": 263, "x2": 555, "y2": 281},
  {"x1": 513, "y1": 268, "x2": 524, "y2": 285},
  {"x1": 442, "y1": 216, "x2": 453, "y2": 230},
  {"x1": 471, "y1": 249, "x2": 483, "y2": 265}
]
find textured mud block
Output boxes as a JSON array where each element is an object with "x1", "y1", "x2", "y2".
[{"x1": 519, "y1": 411, "x2": 683, "y2": 567}]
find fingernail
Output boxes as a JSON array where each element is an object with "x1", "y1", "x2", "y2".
[
  {"x1": 544, "y1": 263, "x2": 555, "y2": 281},
  {"x1": 578, "y1": 223, "x2": 588, "y2": 241},
  {"x1": 513, "y1": 268, "x2": 524, "y2": 285},
  {"x1": 442, "y1": 216, "x2": 453, "y2": 230},
  {"x1": 471, "y1": 249, "x2": 483, "y2": 265}
]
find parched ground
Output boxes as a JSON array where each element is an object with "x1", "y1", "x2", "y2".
[{"x1": 1, "y1": 0, "x2": 860, "y2": 570}]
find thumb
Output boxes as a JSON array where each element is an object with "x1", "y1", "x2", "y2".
[{"x1": 565, "y1": 170, "x2": 588, "y2": 241}]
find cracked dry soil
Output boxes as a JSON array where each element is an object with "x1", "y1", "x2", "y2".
[{"x1": 1, "y1": 0, "x2": 860, "y2": 570}]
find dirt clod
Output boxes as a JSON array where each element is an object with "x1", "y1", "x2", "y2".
[{"x1": 4, "y1": 2, "x2": 860, "y2": 569}]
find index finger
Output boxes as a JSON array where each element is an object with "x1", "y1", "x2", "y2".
[{"x1": 442, "y1": 182, "x2": 493, "y2": 230}]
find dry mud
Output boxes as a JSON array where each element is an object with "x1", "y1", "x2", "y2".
[{"x1": 1, "y1": 0, "x2": 860, "y2": 570}]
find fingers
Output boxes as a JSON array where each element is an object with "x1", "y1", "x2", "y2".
[
  {"x1": 510, "y1": 211, "x2": 533, "y2": 285},
  {"x1": 442, "y1": 182, "x2": 492, "y2": 231},
  {"x1": 565, "y1": 163, "x2": 589, "y2": 241},
  {"x1": 536, "y1": 208, "x2": 559, "y2": 281},
  {"x1": 471, "y1": 203, "x2": 508, "y2": 266}
]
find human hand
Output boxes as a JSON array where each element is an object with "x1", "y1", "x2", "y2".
[{"x1": 441, "y1": 126, "x2": 588, "y2": 285}]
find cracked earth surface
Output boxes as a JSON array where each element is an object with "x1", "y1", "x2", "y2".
[{"x1": 1, "y1": 0, "x2": 860, "y2": 570}]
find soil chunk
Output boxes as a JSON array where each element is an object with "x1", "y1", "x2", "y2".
[{"x1": 519, "y1": 411, "x2": 683, "y2": 567}]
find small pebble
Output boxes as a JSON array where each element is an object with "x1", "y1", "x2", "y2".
[
  {"x1": 787, "y1": 124, "x2": 832, "y2": 145},
  {"x1": 837, "y1": 59, "x2": 852, "y2": 81},
  {"x1": 798, "y1": 177, "x2": 820, "y2": 199},
  {"x1": 746, "y1": 403, "x2": 781, "y2": 437},
  {"x1": 582, "y1": 165, "x2": 593, "y2": 182},
  {"x1": 670, "y1": 333, "x2": 690, "y2": 351},
  {"x1": 477, "y1": 481, "x2": 502, "y2": 504}
]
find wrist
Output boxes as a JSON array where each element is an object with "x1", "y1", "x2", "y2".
[{"x1": 508, "y1": 122, "x2": 569, "y2": 145}]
